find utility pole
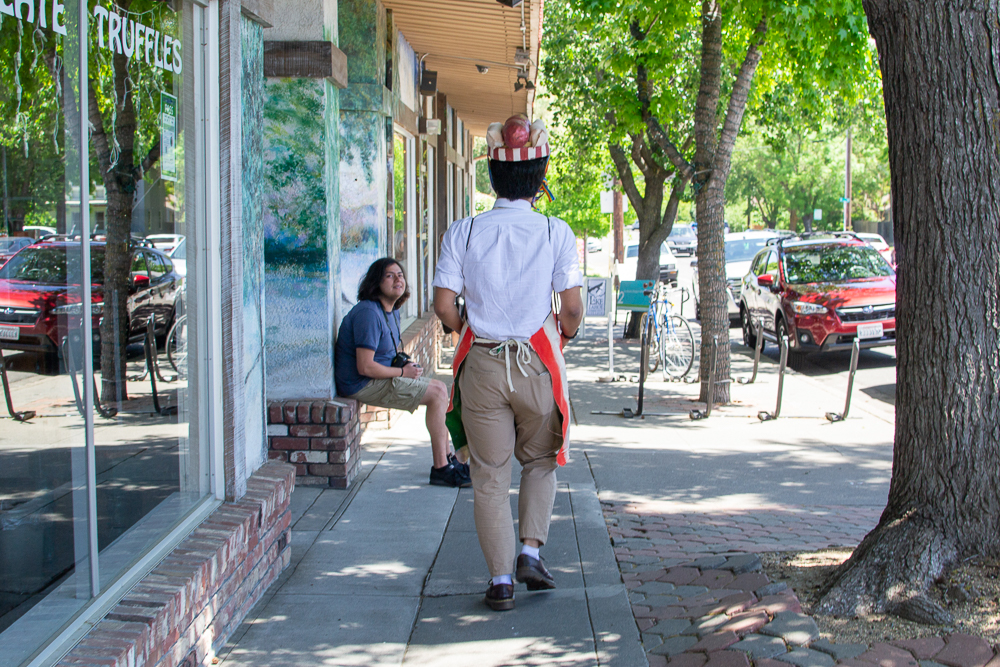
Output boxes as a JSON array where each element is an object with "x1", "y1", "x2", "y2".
[
  {"x1": 2, "y1": 145, "x2": 8, "y2": 236},
  {"x1": 612, "y1": 179, "x2": 624, "y2": 264},
  {"x1": 844, "y1": 127, "x2": 852, "y2": 232}
]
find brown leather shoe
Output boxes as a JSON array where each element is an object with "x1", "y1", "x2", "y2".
[
  {"x1": 515, "y1": 554, "x2": 556, "y2": 590},
  {"x1": 484, "y1": 582, "x2": 515, "y2": 611}
]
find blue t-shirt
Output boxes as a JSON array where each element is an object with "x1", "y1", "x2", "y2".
[{"x1": 335, "y1": 300, "x2": 402, "y2": 397}]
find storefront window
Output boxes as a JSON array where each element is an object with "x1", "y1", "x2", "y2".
[
  {"x1": 0, "y1": 2, "x2": 213, "y2": 664},
  {"x1": 392, "y1": 129, "x2": 416, "y2": 321}
]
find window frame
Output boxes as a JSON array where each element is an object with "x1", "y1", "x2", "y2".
[{"x1": 15, "y1": 3, "x2": 225, "y2": 665}]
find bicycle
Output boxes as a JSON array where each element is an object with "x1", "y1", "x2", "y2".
[
  {"x1": 639, "y1": 281, "x2": 695, "y2": 379},
  {"x1": 165, "y1": 314, "x2": 188, "y2": 380}
]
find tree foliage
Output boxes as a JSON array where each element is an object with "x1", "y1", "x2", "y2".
[
  {"x1": 545, "y1": 0, "x2": 878, "y2": 399},
  {"x1": 727, "y1": 122, "x2": 889, "y2": 232}
]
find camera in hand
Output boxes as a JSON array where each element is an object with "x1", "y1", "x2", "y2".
[{"x1": 391, "y1": 352, "x2": 412, "y2": 368}]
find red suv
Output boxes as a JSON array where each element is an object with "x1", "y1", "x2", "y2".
[
  {"x1": 738, "y1": 234, "x2": 896, "y2": 353},
  {"x1": 0, "y1": 239, "x2": 183, "y2": 369}
]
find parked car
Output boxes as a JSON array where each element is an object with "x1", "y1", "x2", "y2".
[
  {"x1": 691, "y1": 230, "x2": 781, "y2": 322},
  {"x1": 0, "y1": 237, "x2": 34, "y2": 266},
  {"x1": 168, "y1": 236, "x2": 187, "y2": 277},
  {"x1": 0, "y1": 239, "x2": 183, "y2": 369},
  {"x1": 619, "y1": 242, "x2": 679, "y2": 285},
  {"x1": 145, "y1": 233, "x2": 185, "y2": 253},
  {"x1": 22, "y1": 225, "x2": 57, "y2": 240},
  {"x1": 738, "y1": 234, "x2": 896, "y2": 354},
  {"x1": 666, "y1": 224, "x2": 697, "y2": 256},
  {"x1": 856, "y1": 232, "x2": 894, "y2": 265}
]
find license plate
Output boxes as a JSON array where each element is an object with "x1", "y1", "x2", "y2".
[
  {"x1": 0, "y1": 325, "x2": 18, "y2": 341},
  {"x1": 856, "y1": 322, "x2": 884, "y2": 340}
]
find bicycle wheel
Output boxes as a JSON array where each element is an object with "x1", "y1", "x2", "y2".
[
  {"x1": 639, "y1": 312, "x2": 659, "y2": 373},
  {"x1": 166, "y1": 315, "x2": 188, "y2": 379},
  {"x1": 658, "y1": 314, "x2": 695, "y2": 378}
]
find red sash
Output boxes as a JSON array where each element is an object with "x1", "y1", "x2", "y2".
[{"x1": 446, "y1": 314, "x2": 571, "y2": 466}]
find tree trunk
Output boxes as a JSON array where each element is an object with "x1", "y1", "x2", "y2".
[
  {"x1": 90, "y1": 54, "x2": 138, "y2": 405},
  {"x1": 691, "y1": 2, "x2": 765, "y2": 404},
  {"x1": 817, "y1": 0, "x2": 1000, "y2": 624},
  {"x1": 789, "y1": 208, "x2": 798, "y2": 234}
]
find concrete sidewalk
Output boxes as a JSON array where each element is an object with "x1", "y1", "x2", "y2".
[
  {"x1": 218, "y1": 321, "x2": 909, "y2": 667},
  {"x1": 219, "y1": 403, "x2": 645, "y2": 667}
]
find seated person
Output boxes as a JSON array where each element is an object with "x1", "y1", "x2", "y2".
[{"x1": 335, "y1": 257, "x2": 471, "y2": 488}]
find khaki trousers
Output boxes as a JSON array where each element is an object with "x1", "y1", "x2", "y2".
[{"x1": 458, "y1": 344, "x2": 563, "y2": 577}]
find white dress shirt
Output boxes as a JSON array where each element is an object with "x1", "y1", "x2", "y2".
[{"x1": 433, "y1": 198, "x2": 583, "y2": 341}]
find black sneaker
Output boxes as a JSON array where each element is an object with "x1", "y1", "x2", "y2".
[
  {"x1": 515, "y1": 553, "x2": 556, "y2": 590},
  {"x1": 429, "y1": 462, "x2": 472, "y2": 488},
  {"x1": 447, "y1": 452, "x2": 470, "y2": 476},
  {"x1": 484, "y1": 582, "x2": 515, "y2": 611}
]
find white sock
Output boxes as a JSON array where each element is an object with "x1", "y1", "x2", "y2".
[
  {"x1": 492, "y1": 574, "x2": 512, "y2": 586},
  {"x1": 520, "y1": 544, "x2": 540, "y2": 560}
]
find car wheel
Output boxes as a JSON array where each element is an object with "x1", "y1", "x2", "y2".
[
  {"x1": 775, "y1": 318, "x2": 801, "y2": 357},
  {"x1": 741, "y1": 307, "x2": 757, "y2": 348}
]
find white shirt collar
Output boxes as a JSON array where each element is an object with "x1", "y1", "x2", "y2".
[{"x1": 493, "y1": 198, "x2": 533, "y2": 211}]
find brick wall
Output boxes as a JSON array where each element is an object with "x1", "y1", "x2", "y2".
[
  {"x1": 358, "y1": 315, "x2": 442, "y2": 430},
  {"x1": 58, "y1": 462, "x2": 296, "y2": 667},
  {"x1": 266, "y1": 399, "x2": 362, "y2": 488},
  {"x1": 265, "y1": 316, "x2": 440, "y2": 488}
]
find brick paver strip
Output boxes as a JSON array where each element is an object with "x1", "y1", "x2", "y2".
[
  {"x1": 774, "y1": 647, "x2": 835, "y2": 667},
  {"x1": 648, "y1": 618, "x2": 694, "y2": 637},
  {"x1": 810, "y1": 639, "x2": 868, "y2": 661},
  {"x1": 692, "y1": 570, "x2": 736, "y2": 589},
  {"x1": 720, "y1": 554, "x2": 763, "y2": 573},
  {"x1": 601, "y1": 503, "x2": 1000, "y2": 667},
  {"x1": 702, "y1": 649, "x2": 752, "y2": 667},
  {"x1": 933, "y1": 634, "x2": 995, "y2": 667},
  {"x1": 651, "y1": 635, "x2": 700, "y2": 656},
  {"x1": 730, "y1": 634, "x2": 788, "y2": 660},
  {"x1": 853, "y1": 642, "x2": 920, "y2": 667},
  {"x1": 889, "y1": 638, "x2": 946, "y2": 661},
  {"x1": 759, "y1": 611, "x2": 820, "y2": 646},
  {"x1": 688, "y1": 631, "x2": 740, "y2": 652},
  {"x1": 660, "y1": 652, "x2": 706, "y2": 667},
  {"x1": 717, "y1": 611, "x2": 769, "y2": 636},
  {"x1": 637, "y1": 582, "x2": 679, "y2": 595},
  {"x1": 664, "y1": 568, "x2": 702, "y2": 585}
]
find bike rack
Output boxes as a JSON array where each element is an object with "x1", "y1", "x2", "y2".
[
  {"x1": 591, "y1": 309, "x2": 689, "y2": 419},
  {"x1": 689, "y1": 335, "x2": 720, "y2": 420},
  {"x1": 63, "y1": 336, "x2": 117, "y2": 419},
  {"x1": 143, "y1": 316, "x2": 177, "y2": 416},
  {"x1": 825, "y1": 337, "x2": 896, "y2": 422},
  {"x1": 0, "y1": 348, "x2": 35, "y2": 421},
  {"x1": 737, "y1": 320, "x2": 765, "y2": 384},
  {"x1": 757, "y1": 334, "x2": 789, "y2": 421}
]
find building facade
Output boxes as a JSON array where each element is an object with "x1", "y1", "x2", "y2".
[{"x1": 0, "y1": 0, "x2": 541, "y2": 665}]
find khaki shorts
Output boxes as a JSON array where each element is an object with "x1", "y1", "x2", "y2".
[{"x1": 348, "y1": 375, "x2": 430, "y2": 412}]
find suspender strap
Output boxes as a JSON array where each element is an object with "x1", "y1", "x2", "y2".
[
  {"x1": 466, "y1": 216, "x2": 477, "y2": 251},
  {"x1": 382, "y1": 308, "x2": 401, "y2": 352}
]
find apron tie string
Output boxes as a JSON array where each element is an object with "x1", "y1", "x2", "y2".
[{"x1": 481, "y1": 338, "x2": 533, "y2": 392}]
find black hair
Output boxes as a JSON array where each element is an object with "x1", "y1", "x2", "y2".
[
  {"x1": 488, "y1": 156, "x2": 549, "y2": 200},
  {"x1": 357, "y1": 257, "x2": 411, "y2": 310}
]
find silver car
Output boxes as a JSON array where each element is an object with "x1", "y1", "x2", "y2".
[{"x1": 691, "y1": 230, "x2": 781, "y2": 322}]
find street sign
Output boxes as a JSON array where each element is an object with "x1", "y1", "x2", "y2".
[
  {"x1": 585, "y1": 277, "x2": 610, "y2": 317},
  {"x1": 813, "y1": 208, "x2": 822, "y2": 220},
  {"x1": 840, "y1": 197, "x2": 851, "y2": 203}
]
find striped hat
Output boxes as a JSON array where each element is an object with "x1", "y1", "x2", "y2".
[{"x1": 486, "y1": 115, "x2": 550, "y2": 162}]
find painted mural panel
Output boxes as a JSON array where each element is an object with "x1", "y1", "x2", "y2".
[
  {"x1": 339, "y1": 111, "x2": 385, "y2": 320},
  {"x1": 262, "y1": 77, "x2": 334, "y2": 399},
  {"x1": 241, "y1": 15, "x2": 266, "y2": 471},
  {"x1": 396, "y1": 31, "x2": 417, "y2": 112}
]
